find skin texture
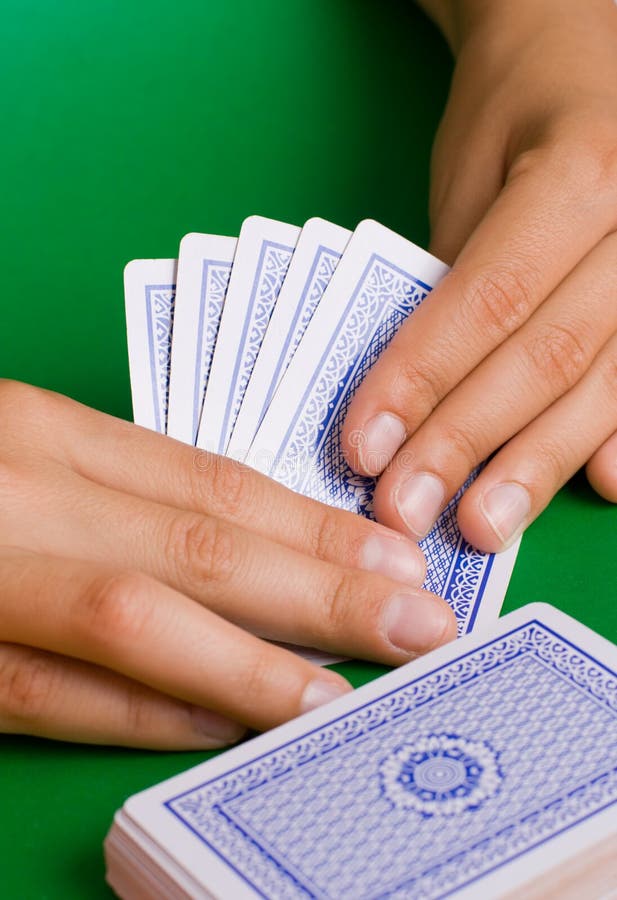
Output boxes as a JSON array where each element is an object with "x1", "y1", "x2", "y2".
[
  {"x1": 343, "y1": 0, "x2": 617, "y2": 552},
  {"x1": 0, "y1": 381, "x2": 455, "y2": 749}
]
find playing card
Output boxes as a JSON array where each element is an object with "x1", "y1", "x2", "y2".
[
  {"x1": 247, "y1": 219, "x2": 518, "y2": 634},
  {"x1": 196, "y1": 216, "x2": 300, "y2": 454},
  {"x1": 124, "y1": 258, "x2": 177, "y2": 433},
  {"x1": 166, "y1": 233, "x2": 237, "y2": 445},
  {"x1": 108, "y1": 603, "x2": 617, "y2": 899},
  {"x1": 227, "y1": 218, "x2": 351, "y2": 461}
]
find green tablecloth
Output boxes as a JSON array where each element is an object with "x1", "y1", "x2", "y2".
[{"x1": 1, "y1": 1, "x2": 615, "y2": 896}]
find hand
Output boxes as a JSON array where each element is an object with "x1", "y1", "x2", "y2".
[
  {"x1": 0, "y1": 380, "x2": 455, "y2": 749},
  {"x1": 343, "y1": 0, "x2": 617, "y2": 552}
]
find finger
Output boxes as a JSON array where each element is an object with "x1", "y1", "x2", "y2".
[
  {"x1": 370, "y1": 233, "x2": 617, "y2": 538},
  {"x1": 23, "y1": 386, "x2": 426, "y2": 586},
  {"x1": 343, "y1": 138, "x2": 617, "y2": 476},
  {"x1": 455, "y1": 333, "x2": 617, "y2": 552},
  {"x1": 16, "y1": 476, "x2": 455, "y2": 662},
  {"x1": 586, "y1": 432, "x2": 617, "y2": 503},
  {"x1": 0, "y1": 549, "x2": 353, "y2": 732},
  {"x1": 0, "y1": 643, "x2": 245, "y2": 750},
  {"x1": 429, "y1": 110, "x2": 504, "y2": 265}
]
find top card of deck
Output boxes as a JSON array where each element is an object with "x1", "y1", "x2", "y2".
[
  {"x1": 124, "y1": 258, "x2": 177, "y2": 434},
  {"x1": 119, "y1": 603, "x2": 617, "y2": 900},
  {"x1": 197, "y1": 216, "x2": 300, "y2": 454},
  {"x1": 247, "y1": 219, "x2": 518, "y2": 633},
  {"x1": 166, "y1": 233, "x2": 237, "y2": 445},
  {"x1": 227, "y1": 217, "x2": 351, "y2": 460}
]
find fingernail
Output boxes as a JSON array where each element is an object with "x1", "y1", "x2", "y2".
[
  {"x1": 358, "y1": 413, "x2": 406, "y2": 476},
  {"x1": 191, "y1": 708, "x2": 246, "y2": 745},
  {"x1": 394, "y1": 472, "x2": 445, "y2": 539},
  {"x1": 300, "y1": 676, "x2": 352, "y2": 714},
  {"x1": 361, "y1": 532, "x2": 426, "y2": 585},
  {"x1": 480, "y1": 482, "x2": 530, "y2": 548},
  {"x1": 384, "y1": 591, "x2": 452, "y2": 655}
]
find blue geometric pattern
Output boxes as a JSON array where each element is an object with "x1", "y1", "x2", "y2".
[
  {"x1": 219, "y1": 240, "x2": 293, "y2": 452},
  {"x1": 145, "y1": 283, "x2": 176, "y2": 434},
  {"x1": 291, "y1": 247, "x2": 340, "y2": 361},
  {"x1": 379, "y1": 734, "x2": 503, "y2": 817},
  {"x1": 270, "y1": 255, "x2": 492, "y2": 634},
  {"x1": 263, "y1": 245, "x2": 341, "y2": 417},
  {"x1": 166, "y1": 620, "x2": 617, "y2": 900},
  {"x1": 193, "y1": 259, "x2": 233, "y2": 440}
]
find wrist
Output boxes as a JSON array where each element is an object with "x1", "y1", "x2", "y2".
[{"x1": 421, "y1": 0, "x2": 615, "y2": 57}]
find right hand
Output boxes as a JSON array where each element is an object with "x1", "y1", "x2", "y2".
[{"x1": 0, "y1": 380, "x2": 455, "y2": 750}]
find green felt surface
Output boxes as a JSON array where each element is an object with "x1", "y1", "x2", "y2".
[{"x1": 0, "y1": 1, "x2": 615, "y2": 896}]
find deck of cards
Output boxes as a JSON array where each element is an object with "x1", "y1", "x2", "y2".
[
  {"x1": 109, "y1": 216, "x2": 617, "y2": 897},
  {"x1": 105, "y1": 604, "x2": 617, "y2": 899}
]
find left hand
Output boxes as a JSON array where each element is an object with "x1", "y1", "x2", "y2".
[{"x1": 343, "y1": 0, "x2": 617, "y2": 552}]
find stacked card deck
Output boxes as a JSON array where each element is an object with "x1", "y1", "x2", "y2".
[
  {"x1": 105, "y1": 603, "x2": 617, "y2": 899},
  {"x1": 116, "y1": 216, "x2": 617, "y2": 896}
]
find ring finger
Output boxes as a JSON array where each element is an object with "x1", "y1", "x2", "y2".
[
  {"x1": 0, "y1": 548, "x2": 352, "y2": 732},
  {"x1": 14, "y1": 474, "x2": 455, "y2": 663}
]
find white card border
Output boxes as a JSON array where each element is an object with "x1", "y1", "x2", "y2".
[
  {"x1": 167, "y1": 233, "x2": 237, "y2": 445},
  {"x1": 124, "y1": 258, "x2": 177, "y2": 432},
  {"x1": 120, "y1": 604, "x2": 617, "y2": 899}
]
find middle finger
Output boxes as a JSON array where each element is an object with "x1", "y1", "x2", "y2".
[
  {"x1": 373, "y1": 233, "x2": 617, "y2": 540},
  {"x1": 18, "y1": 470, "x2": 456, "y2": 662}
]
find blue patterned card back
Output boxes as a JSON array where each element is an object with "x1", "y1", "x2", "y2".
[
  {"x1": 192, "y1": 259, "x2": 232, "y2": 440},
  {"x1": 216, "y1": 239, "x2": 294, "y2": 453},
  {"x1": 145, "y1": 281, "x2": 176, "y2": 434},
  {"x1": 164, "y1": 611, "x2": 617, "y2": 899},
  {"x1": 261, "y1": 244, "x2": 342, "y2": 419},
  {"x1": 261, "y1": 251, "x2": 497, "y2": 635}
]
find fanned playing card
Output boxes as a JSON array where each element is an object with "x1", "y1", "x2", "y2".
[
  {"x1": 124, "y1": 258, "x2": 177, "y2": 433},
  {"x1": 197, "y1": 216, "x2": 300, "y2": 455},
  {"x1": 167, "y1": 233, "x2": 237, "y2": 445},
  {"x1": 105, "y1": 603, "x2": 617, "y2": 899},
  {"x1": 227, "y1": 217, "x2": 351, "y2": 461},
  {"x1": 246, "y1": 220, "x2": 519, "y2": 635}
]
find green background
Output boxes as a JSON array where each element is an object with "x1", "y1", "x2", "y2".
[{"x1": 1, "y1": 1, "x2": 615, "y2": 896}]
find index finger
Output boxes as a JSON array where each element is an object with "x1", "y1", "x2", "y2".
[
  {"x1": 342, "y1": 138, "x2": 617, "y2": 476},
  {"x1": 25, "y1": 385, "x2": 426, "y2": 587}
]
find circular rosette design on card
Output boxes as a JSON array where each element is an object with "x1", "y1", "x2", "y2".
[{"x1": 379, "y1": 733, "x2": 503, "y2": 817}]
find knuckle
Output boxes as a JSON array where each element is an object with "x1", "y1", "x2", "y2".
[
  {"x1": 0, "y1": 646, "x2": 59, "y2": 723},
  {"x1": 0, "y1": 380, "x2": 51, "y2": 424},
  {"x1": 518, "y1": 130, "x2": 617, "y2": 211},
  {"x1": 536, "y1": 437, "x2": 571, "y2": 485},
  {"x1": 168, "y1": 514, "x2": 237, "y2": 586},
  {"x1": 507, "y1": 145, "x2": 544, "y2": 183},
  {"x1": 439, "y1": 422, "x2": 481, "y2": 470},
  {"x1": 81, "y1": 571, "x2": 152, "y2": 645},
  {"x1": 123, "y1": 683, "x2": 157, "y2": 736},
  {"x1": 599, "y1": 348, "x2": 617, "y2": 402},
  {"x1": 391, "y1": 356, "x2": 443, "y2": 422},
  {"x1": 563, "y1": 130, "x2": 617, "y2": 200},
  {"x1": 0, "y1": 379, "x2": 34, "y2": 412},
  {"x1": 240, "y1": 650, "x2": 273, "y2": 707},
  {"x1": 526, "y1": 322, "x2": 590, "y2": 395},
  {"x1": 193, "y1": 454, "x2": 254, "y2": 520},
  {"x1": 458, "y1": 266, "x2": 535, "y2": 340},
  {"x1": 320, "y1": 572, "x2": 359, "y2": 639},
  {"x1": 307, "y1": 509, "x2": 344, "y2": 561}
]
